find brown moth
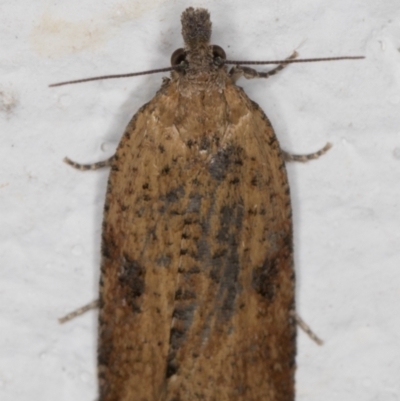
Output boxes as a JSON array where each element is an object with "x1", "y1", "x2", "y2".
[
  {"x1": 54, "y1": 7, "x2": 363, "y2": 401},
  {"x1": 99, "y1": 9, "x2": 297, "y2": 400}
]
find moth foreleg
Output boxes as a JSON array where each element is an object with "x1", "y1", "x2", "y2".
[{"x1": 229, "y1": 51, "x2": 298, "y2": 83}]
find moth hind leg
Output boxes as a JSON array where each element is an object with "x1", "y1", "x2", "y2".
[
  {"x1": 229, "y1": 51, "x2": 298, "y2": 83},
  {"x1": 58, "y1": 299, "x2": 99, "y2": 323},
  {"x1": 291, "y1": 311, "x2": 323, "y2": 345},
  {"x1": 63, "y1": 155, "x2": 115, "y2": 171},
  {"x1": 282, "y1": 142, "x2": 332, "y2": 163}
]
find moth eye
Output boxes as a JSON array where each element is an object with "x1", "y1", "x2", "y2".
[
  {"x1": 171, "y1": 48, "x2": 186, "y2": 66},
  {"x1": 212, "y1": 45, "x2": 226, "y2": 61}
]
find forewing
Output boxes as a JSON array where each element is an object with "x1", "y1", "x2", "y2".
[{"x1": 98, "y1": 81, "x2": 295, "y2": 401}]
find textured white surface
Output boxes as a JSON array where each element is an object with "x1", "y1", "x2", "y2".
[{"x1": 1, "y1": 1, "x2": 399, "y2": 400}]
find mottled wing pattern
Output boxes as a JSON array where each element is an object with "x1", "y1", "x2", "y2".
[{"x1": 98, "y1": 80, "x2": 295, "y2": 401}]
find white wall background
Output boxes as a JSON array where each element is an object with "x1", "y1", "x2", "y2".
[{"x1": 1, "y1": 0, "x2": 399, "y2": 400}]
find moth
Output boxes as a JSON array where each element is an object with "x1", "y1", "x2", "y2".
[{"x1": 54, "y1": 7, "x2": 363, "y2": 401}]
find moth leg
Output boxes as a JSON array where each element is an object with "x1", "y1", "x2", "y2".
[
  {"x1": 58, "y1": 299, "x2": 99, "y2": 324},
  {"x1": 229, "y1": 51, "x2": 298, "y2": 83},
  {"x1": 292, "y1": 311, "x2": 323, "y2": 345},
  {"x1": 63, "y1": 155, "x2": 115, "y2": 171},
  {"x1": 283, "y1": 142, "x2": 332, "y2": 163}
]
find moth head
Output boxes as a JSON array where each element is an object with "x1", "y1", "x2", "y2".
[{"x1": 173, "y1": 7, "x2": 226, "y2": 74}]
